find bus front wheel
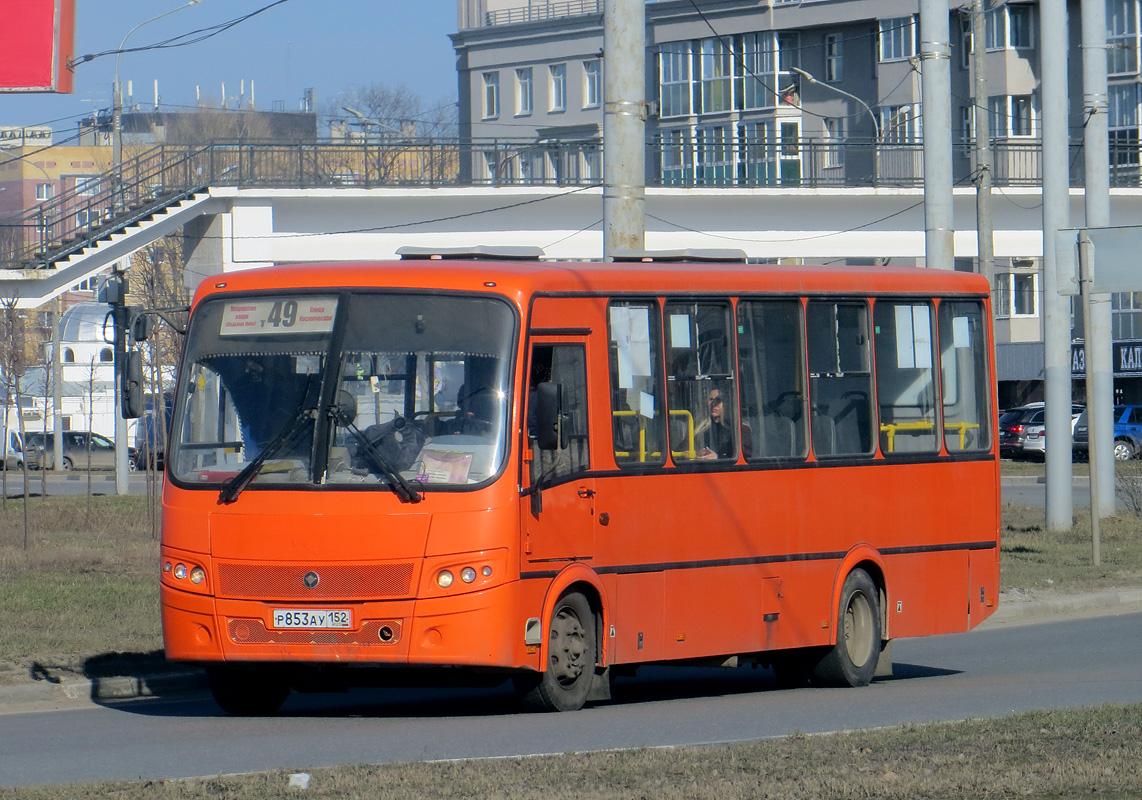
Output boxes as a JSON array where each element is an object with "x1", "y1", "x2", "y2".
[
  {"x1": 207, "y1": 666, "x2": 290, "y2": 716},
  {"x1": 520, "y1": 592, "x2": 597, "y2": 712},
  {"x1": 812, "y1": 568, "x2": 881, "y2": 688}
]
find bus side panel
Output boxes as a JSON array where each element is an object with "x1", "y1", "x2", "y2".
[
  {"x1": 968, "y1": 546, "x2": 1000, "y2": 628},
  {"x1": 881, "y1": 551, "x2": 970, "y2": 639}
]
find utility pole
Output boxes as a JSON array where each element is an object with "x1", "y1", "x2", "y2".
[
  {"x1": 970, "y1": 0, "x2": 994, "y2": 290},
  {"x1": 1041, "y1": 0, "x2": 1075, "y2": 530},
  {"x1": 602, "y1": 0, "x2": 646, "y2": 258},
  {"x1": 1082, "y1": 0, "x2": 1115, "y2": 521},
  {"x1": 919, "y1": 0, "x2": 954, "y2": 270}
]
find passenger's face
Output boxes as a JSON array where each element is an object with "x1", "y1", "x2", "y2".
[{"x1": 708, "y1": 391, "x2": 723, "y2": 421}]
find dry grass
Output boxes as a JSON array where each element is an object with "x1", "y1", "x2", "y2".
[
  {"x1": 0, "y1": 495, "x2": 161, "y2": 684},
  {"x1": 2, "y1": 704, "x2": 1140, "y2": 799}
]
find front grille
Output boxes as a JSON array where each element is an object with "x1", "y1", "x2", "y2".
[
  {"x1": 227, "y1": 618, "x2": 403, "y2": 646},
  {"x1": 216, "y1": 562, "x2": 414, "y2": 600}
]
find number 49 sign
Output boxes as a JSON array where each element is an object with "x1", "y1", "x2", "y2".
[{"x1": 219, "y1": 296, "x2": 339, "y2": 336}]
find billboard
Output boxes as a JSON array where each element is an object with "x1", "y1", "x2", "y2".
[{"x1": 0, "y1": 0, "x2": 77, "y2": 93}]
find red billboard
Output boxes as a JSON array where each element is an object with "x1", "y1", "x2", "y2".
[{"x1": 0, "y1": 0, "x2": 77, "y2": 93}]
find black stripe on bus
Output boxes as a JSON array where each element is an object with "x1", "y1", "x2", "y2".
[
  {"x1": 528, "y1": 327, "x2": 592, "y2": 336},
  {"x1": 518, "y1": 540, "x2": 998, "y2": 581}
]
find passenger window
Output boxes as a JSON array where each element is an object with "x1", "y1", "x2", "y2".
[
  {"x1": 874, "y1": 300, "x2": 939, "y2": 455},
  {"x1": 664, "y1": 300, "x2": 738, "y2": 462},
  {"x1": 738, "y1": 299, "x2": 807, "y2": 459},
  {"x1": 939, "y1": 300, "x2": 991, "y2": 451},
  {"x1": 528, "y1": 344, "x2": 589, "y2": 481},
  {"x1": 608, "y1": 300, "x2": 666, "y2": 466},
  {"x1": 807, "y1": 300, "x2": 874, "y2": 457}
]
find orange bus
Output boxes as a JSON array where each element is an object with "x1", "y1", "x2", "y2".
[{"x1": 160, "y1": 252, "x2": 999, "y2": 714}]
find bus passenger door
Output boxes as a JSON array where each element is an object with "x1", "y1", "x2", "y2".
[{"x1": 523, "y1": 341, "x2": 595, "y2": 565}]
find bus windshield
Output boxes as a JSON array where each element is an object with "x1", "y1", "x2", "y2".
[{"x1": 169, "y1": 292, "x2": 516, "y2": 493}]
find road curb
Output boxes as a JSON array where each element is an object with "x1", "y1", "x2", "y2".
[{"x1": 0, "y1": 670, "x2": 206, "y2": 709}]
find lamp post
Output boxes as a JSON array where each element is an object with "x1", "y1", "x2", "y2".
[
  {"x1": 341, "y1": 107, "x2": 406, "y2": 140},
  {"x1": 112, "y1": 1, "x2": 202, "y2": 206},
  {"x1": 789, "y1": 66, "x2": 880, "y2": 184}
]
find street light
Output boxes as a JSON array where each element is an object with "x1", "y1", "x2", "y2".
[
  {"x1": 789, "y1": 66, "x2": 880, "y2": 183},
  {"x1": 342, "y1": 107, "x2": 406, "y2": 139},
  {"x1": 113, "y1": 1, "x2": 203, "y2": 202}
]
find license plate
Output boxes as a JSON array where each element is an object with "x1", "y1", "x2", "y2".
[{"x1": 272, "y1": 609, "x2": 351, "y2": 629}]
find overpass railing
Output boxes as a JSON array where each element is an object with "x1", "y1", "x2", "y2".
[{"x1": 2, "y1": 136, "x2": 1137, "y2": 269}]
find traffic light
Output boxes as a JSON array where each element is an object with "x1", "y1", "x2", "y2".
[{"x1": 100, "y1": 270, "x2": 144, "y2": 419}]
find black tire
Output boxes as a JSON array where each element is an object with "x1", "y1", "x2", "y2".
[
  {"x1": 812, "y1": 569, "x2": 882, "y2": 688},
  {"x1": 520, "y1": 592, "x2": 597, "y2": 712},
  {"x1": 207, "y1": 666, "x2": 290, "y2": 716},
  {"x1": 61, "y1": 457, "x2": 72, "y2": 471}
]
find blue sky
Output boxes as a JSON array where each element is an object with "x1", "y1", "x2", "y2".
[{"x1": 1, "y1": 0, "x2": 460, "y2": 136}]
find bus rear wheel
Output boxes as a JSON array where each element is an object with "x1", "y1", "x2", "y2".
[
  {"x1": 812, "y1": 568, "x2": 881, "y2": 688},
  {"x1": 520, "y1": 592, "x2": 597, "y2": 712},
  {"x1": 207, "y1": 666, "x2": 290, "y2": 716}
]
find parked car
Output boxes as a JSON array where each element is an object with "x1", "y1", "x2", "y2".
[
  {"x1": 21, "y1": 431, "x2": 136, "y2": 471},
  {"x1": 1073, "y1": 405, "x2": 1142, "y2": 460},
  {"x1": 998, "y1": 402, "x2": 1083, "y2": 460}
]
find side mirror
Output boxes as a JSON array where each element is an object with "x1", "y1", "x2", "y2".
[{"x1": 534, "y1": 382, "x2": 563, "y2": 451}]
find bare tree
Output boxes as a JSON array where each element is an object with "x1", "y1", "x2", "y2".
[{"x1": 0, "y1": 300, "x2": 30, "y2": 545}]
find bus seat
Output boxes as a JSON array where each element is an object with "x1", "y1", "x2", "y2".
[
  {"x1": 811, "y1": 409, "x2": 836, "y2": 456},
  {"x1": 762, "y1": 414, "x2": 796, "y2": 457}
]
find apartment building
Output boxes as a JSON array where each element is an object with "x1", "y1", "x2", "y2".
[{"x1": 452, "y1": 0, "x2": 1142, "y2": 405}]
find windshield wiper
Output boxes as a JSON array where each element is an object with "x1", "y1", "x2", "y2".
[
  {"x1": 218, "y1": 405, "x2": 316, "y2": 505},
  {"x1": 344, "y1": 421, "x2": 423, "y2": 504}
]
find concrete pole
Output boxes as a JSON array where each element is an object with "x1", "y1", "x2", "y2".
[
  {"x1": 603, "y1": 0, "x2": 645, "y2": 258},
  {"x1": 1041, "y1": 0, "x2": 1075, "y2": 529},
  {"x1": 1082, "y1": 0, "x2": 1116, "y2": 519},
  {"x1": 971, "y1": 0, "x2": 994, "y2": 290},
  {"x1": 919, "y1": 0, "x2": 954, "y2": 270}
]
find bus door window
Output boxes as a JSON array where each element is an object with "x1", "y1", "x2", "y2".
[
  {"x1": 873, "y1": 300, "x2": 939, "y2": 455},
  {"x1": 528, "y1": 344, "x2": 590, "y2": 482},
  {"x1": 663, "y1": 300, "x2": 739, "y2": 461},
  {"x1": 608, "y1": 301, "x2": 666, "y2": 466},
  {"x1": 938, "y1": 300, "x2": 992, "y2": 452},
  {"x1": 737, "y1": 299, "x2": 807, "y2": 459},
  {"x1": 807, "y1": 300, "x2": 874, "y2": 457}
]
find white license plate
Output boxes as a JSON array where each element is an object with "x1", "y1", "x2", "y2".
[{"x1": 272, "y1": 609, "x2": 351, "y2": 629}]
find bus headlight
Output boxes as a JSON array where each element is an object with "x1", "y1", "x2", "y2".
[
  {"x1": 173, "y1": 563, "x2": 188, "y2": 580},
  {"x1": 189, "y1": 566, "x2": 206, "y2": 584},
  {"x1": 437, "y1": 570, "x2": 454, "y2": 588},
  {"x1": 460, "y1": 567, "x2": 477, "y2": 583}
]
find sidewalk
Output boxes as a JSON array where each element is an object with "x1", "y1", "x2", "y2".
[{"x1": 3, "y1": 587, "x2": 1142, "y2": 714}]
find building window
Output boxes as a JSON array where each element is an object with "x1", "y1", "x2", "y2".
[
  {"x1": 549, "y1": 63, "x2": 567, "y2": 112},
  {"x1": 516, "y1": 68, "x2": 532, "y2": 116},
  {"x1": 959, "y1": 14, "x2": 973, "y2": 69},
  {"x1": 1110, "y1": 82, "x2": 1141, "y2": 165},
  {"x1": 659, "y1": 42, "x2": 692, "y2": 118},
  {"x1": 1109, "y1": 0, "x2": 1139, "y2": 76},
  {"x1": 100, "y1": 347, "x2": 113, "y2": 362},
  {"x1": 482, "y1": 72, "x2": 500, "y2": 119},
  {"x1": 986, "y1": 4, "x2": 1034, "y2": 50},
  {"x1": 824, "y1": 33, "x2": 843, "y2": 82},
  {"x1": 1113, "y1": 292, "x2": 1142, "y2": 339},
  {"x1": 823, "y1": 117, "x2": 846, "y2": 167},
  {"x1": 879, "y1": 17, "x2": 915, "y2": 62},
  {"x1": 741, "y1": 31, "x2": 799, "y2": 110},
  {"x1": 696, "y1": 124, "x2": 732, "y2": 184},
  {"x1": 35, "y1": 182, "x2": 54, "y2": 201},
  {"x1": 63, "y1": 348, "x2": 74, "y2": 362},
  {"x1": 699, "y1": 37, "x2": 733, "y2": 114},
  {"x1": 959, "y1": 104, "x2": 976, "y2": 143},
  {"x1": 995, "y1": 272, "x2": 1038, "y2": 317},
  {"x1": 879, "y1": 104, "x2": 919, "y2": 143},
  {"x1": 583, "y1": 59, "x2": 601, "y2": 108},
  {"x1": 989, "y1": 94, "x2": 1035, "y2": 138}
]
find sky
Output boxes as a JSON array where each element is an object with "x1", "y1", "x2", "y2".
[{"x1": 1, "y1": 0, "x2": 461, "y2": 137}]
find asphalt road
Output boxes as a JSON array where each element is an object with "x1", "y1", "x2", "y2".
[
  {"x1": 2, "y1": 610, "x2": 1140, "y2": 788},
  {"x1": 0, "y1": 472, "x2": 158, "y2": 497}
]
